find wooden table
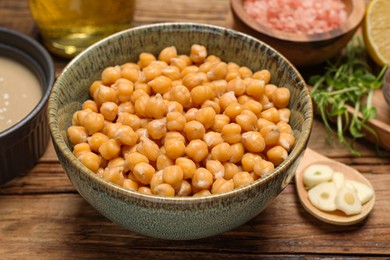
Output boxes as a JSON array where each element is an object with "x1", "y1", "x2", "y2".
[{"x1": 1, "y1": 1, "x2": 389, "y2": 258}]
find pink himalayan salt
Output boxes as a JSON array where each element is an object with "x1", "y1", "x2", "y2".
[{"x1": 243, "y1": 0, "x2": 348, "y2": 35}]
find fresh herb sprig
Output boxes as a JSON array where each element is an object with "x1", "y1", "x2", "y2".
[{"x1": 309, "y1": 36, "x2": 387, "y2": 156}]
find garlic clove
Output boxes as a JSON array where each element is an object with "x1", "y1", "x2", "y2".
[
  {"x1": 303, "y1": 164, "x2": 334, "y2": 189},
  {"x1": 308, "y1": 181, "x2": 337, "y2": 211},
  {"x1": 332, "y1": 171, "x2": 346, "y2": 190},
  {"x1": 346, "y1": 180, "x2": 374, "y2": 204},
  {"x1": 335, "y1": 186, "x2": 362, "y2": 215}
]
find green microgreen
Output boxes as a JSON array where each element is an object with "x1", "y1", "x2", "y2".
[{"x1": 309, "y1": 36, "x2": 387, "y2": 156}]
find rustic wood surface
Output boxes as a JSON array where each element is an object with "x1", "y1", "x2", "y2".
[{"x1": 1, "y1": 0, "x2": 390, "y2": 259}]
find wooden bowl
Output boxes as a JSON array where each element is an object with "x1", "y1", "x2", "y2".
[{"x1": 230, "y1": 0, "x2": 366, "y2": 67}]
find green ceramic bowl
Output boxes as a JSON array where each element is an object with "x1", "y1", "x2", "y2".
[{"x1": 48, "y1": 22, "x2": 313, "y2": 240}]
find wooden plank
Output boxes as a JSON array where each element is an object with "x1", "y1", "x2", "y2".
[{"x1": 0, "y1": 185, "x2": 389, "y2": 257}]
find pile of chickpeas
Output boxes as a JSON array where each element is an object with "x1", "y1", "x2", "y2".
[{"x1": 67, "y1": 44, "x2": 295, "y2": 197}]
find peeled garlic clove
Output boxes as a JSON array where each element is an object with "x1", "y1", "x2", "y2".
[
  {"x1": 332, "y1": 171, "x2": 345, "y2": 190},
  {"x1": 303, "y1": 164, "x2": 334, "y2": 189},
  {"x1": 335, "y1": 186, "x2": 362, "y2": 215},
  {"x1": 308, "y1": 182, "x2": 337, "y2": 211},
  {"x1": 346, "y1": 180, "x2": 374, "y2": 204}
]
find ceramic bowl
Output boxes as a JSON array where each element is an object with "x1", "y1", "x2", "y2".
[
  {"x1": 230, "y1": 0, "x2": 366, "y2": 67},
  {"x1": 48, "y1": 22, "x2": 313, "y2": 240},
  {"x1": 0, "y1": 27, "x2": 55, "y2": 184}
]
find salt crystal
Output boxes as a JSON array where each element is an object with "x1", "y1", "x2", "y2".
[{"x1": 243, "y1": 0, "x2": 347, "y2": 35}]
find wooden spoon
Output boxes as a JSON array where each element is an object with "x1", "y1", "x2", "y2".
[{"x1": 295, "y1": 148, "x2": 375, "y2": 225}]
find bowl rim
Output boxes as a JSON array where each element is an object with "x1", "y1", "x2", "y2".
[
  {"x1": 0, "y1": 27, "x2": 55, "y2": 138},
  {"x1": 230, "y1": 0, "x2": 366, "y2": 43},
  {"x1": 48, "y1": 22, "x2": 313, "y2": 203}
]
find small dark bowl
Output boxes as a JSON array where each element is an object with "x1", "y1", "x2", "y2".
[
  {"x1": 0, "y1": 27, "x2": 55, "y2": 184},
  {"x1": 231, "y1": 0, "x2": 365, "y2": 67}
]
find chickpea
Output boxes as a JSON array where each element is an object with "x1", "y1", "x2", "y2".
[
  {"x1": 219, "y1": 91, "x2": 237, "y2": 112},
  {"x1": 114, "y1": 78, "x2": 134, "y2": 103},
  {"x1": 203, "y1": 131, "x2": 224, "y2": 149},
  {"x1": 67, "y1": 125, "x2": 88, "y2": 145},
  {"x1": 190, "y1": 85, "x2": 213, "y2": 106},
  {"x1": 233, "y1": 171, "x2": 254, "y2": 188},
  {"x1": 221, "y1": 123, "x2": 242, "y2": 144},
  {"x1": 254, "y1": 159, "x2": 275, "y2": 177},
  {"x1": 162, "y1": 65, "x2": 181, "y2": 81},
  {"x1": 103, "y1": 167, "x2": 125, "y2": 186},
  {"x1": 224, "y1": 102, "x2": 242, "y2": 120},
  {"x1": 184, "y1": 120, "x2": 206, "y2": 141},
  {"x1": 121, "y1": 66, "x2": 140, "y2": 83},
  {"x1": 211, "y1": 178, "x2": 234, "y2": 194},
  {"x1": 241, "y1": 153, "x2": 262, "y2": 172},
  {"x1": 73, "y1": 143, "x2": 91, "y2": 158},
  {"x1": 115, "y1": 125, "x2": 139, "y2": 146},
  {"x1": 93, "y1": 85, "x2": 118, "y2": 107},
  {"x1": 272, "y1": 87, "x2": 290, "y2": 109},
  {"x1": 212, "y1": 114, "x2": 230, "y2": 132},
  {"x1": 123, "y1": 179, "x2": 139, "y2": 191},
  {"x1": 133, "y1": 162, "x2": 155, "y2": 185},
  {"x1": 260, "y1": 124, "x2": 280, "y2": 146},
  {"x1": 163, "y1": 165, "x2": 184, "y2": 190},
  {"x1": 156, "y1": 154, "x2": 174, "y2": 171},
  {"x1": 252, "y1": 69, "x2": 271, "y2": 84},
  {"x1": 99, "y1": 139, "x2": 121, "y2": 160},
  {"x1": 163, "y1": 131, "x2": 186, "y2": 144},
  {"x1": 147, "y1": 119, "x2": 167, "y2": 140},
  {"x1": 88, "y1": 132, "x2": 109, "y2": 152},
  {"x1": 184, "y1": 108, "x2": 198, "y2": 122},
  {"x1": 170, "y1": 84, "x2": 191, "y2": 107},
  {"x1": 211, "y1": 142, "x2": 231, "y2": 162},
  {"x1": 266, "y1": 145, "x2": 288, "y2": 166},
  {"x1": 201, "y1": 99, "x2": 221, "y2": 114},
  {"x1": 277, "y1": 120, "x2": 293, "y2": 134},
  {"x1": 164, "y1": 139, "x2": 186, "y2": 159},
  {"x1": 146, "y1": 94, "x2": 167, "y2": 119},
  {"x1": 148, "y1": 75, "x2": 172, "y2": 94},
  {"x1": 193, "y1": 190, "x2": 212, "y2": 197},
  {"x1": 260, "y1": 107, "x2": 280, "y2": 123},
  {"x1": 229, "y1": 143, "x2": 244, "y2": 164},
  {"x1": 100, "y1": 101, "x2": 119, "y2": 122},
  {"x1": 118, "y1": 101, "x2": 135, "y2": 115},
  {"x1": 158, "y1": 46, "x2": 177, "y2": 64},
  {"x1": 186, "y1": 139, "x2": 208, "y2": 162},
  {"x1": 223, "y1": 162, "x2": 240, "y2": 180},
  {"x1": 207, "y1": 62, "x2": 228, "y2": 80},
  {"x1": 278, "y1": 132, "x2": 295, "y2": 151},
  {"x1": 82, "y1": 100, "x2": 98, "y2": 112},
  {"x1": 192, "y1": 167, "x2": 213, "y2": 190},
  {"x1": 138, "y1": 52, "x2": 156, "y2": 68},
  {"x1": 125, "y1": 152, "x2": 149, "y2": 171},
  {"x1": 166, "y1": 111, "x2": 186, "y2": 131},
  {"x1": 175, "y1": 157, "x2": 196, "y2": 179},
  {"x1": 236, "y1": 110, "x2": 257, "y2": 131},
  {"x1": 278, "y1": 108, "x2": 291, "y2": 123},
  {"x1": 243, "y1": 99, "x2": 263, "y2": 116},
  {"x1": 206, "y1": 160, "x2": 225, "y2": 179},
  {"x1": 166, "y1": 101, "x2": 184, "y2": 113},
  {"x1": 101, "y1": 66, "x2": 121, "y2": 85},
  {"x1": 107, "y1": 157, "x2": 126, "y2": 169},
  {"x1": 227, "y1": 78, "x2": 246, "y2": 96},
  {"x1": 245, "y1": 78, "x2": 265, "y2": 100},
  {"x1": 190, "y1": 44, "x2": 207, "y2": 63},
  {"x1": 238, "y1": 66, "x2": 253, "y2": 79},
  {"x1": 177, "y1": 180, "x2": 192, "y2": 196},
  {"x1": 117, "y1": 113, "x2": 141, "y2": 131},
  {"x1": 195, "y1": 107, "x2": 216, "y2": 129},
  {"x1": 138, "y1": 186, "x2": 153, "y2": 195}
]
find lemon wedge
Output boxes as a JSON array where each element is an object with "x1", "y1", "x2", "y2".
[{"x1": 363, "y1": 0, "x2": 390, "y2": 66}]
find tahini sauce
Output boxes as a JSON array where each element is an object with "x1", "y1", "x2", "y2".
[{"x1": 0, "y1": 56, "x2": 42, "y2": 132}]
